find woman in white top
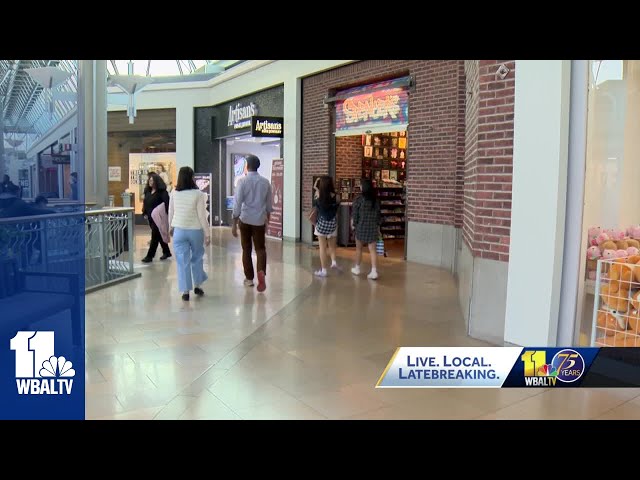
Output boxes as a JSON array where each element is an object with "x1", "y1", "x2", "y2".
[{"x1": 169, "y1": 166, "x2": 211, "y2": 301}]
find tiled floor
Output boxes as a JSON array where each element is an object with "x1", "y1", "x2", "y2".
[{"x1": 85, "y1": 228, "x2": 640, "y2": 420}]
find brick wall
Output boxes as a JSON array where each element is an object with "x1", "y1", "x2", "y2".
[
  {"x1": 302, "y1": 60, "x2": 465, "y2": 226},
  {"x1": 335, "y1": 135, "x2": 362, "y2": 184},
  {"x1": 463, "y1": 60, "x2": 515, "y2": 262}
]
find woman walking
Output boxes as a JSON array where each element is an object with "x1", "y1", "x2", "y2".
[
  {"x1": 141, "y1": 172, "x2": 171, "y2": 263},
  {"x1": 168, "y1": 167, "x2": 211, "y2": 301},
  {"x1": 351, "y1": 178, "x2": 382, "y2": 280},
  {"x1": 313, "y1": 175, "x2": 341, "y2": 277}
]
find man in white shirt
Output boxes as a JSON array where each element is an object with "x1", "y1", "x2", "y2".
[{"x1": 231, "y1": 154, "x2": 273, "y2": 292}]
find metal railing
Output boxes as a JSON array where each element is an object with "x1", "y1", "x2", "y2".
[
  {"x1": 0, "y1": 207, "x2": 139, "y2": 293},
  {"x1": 85, "y1": 208, "x2": 137, "y2": 291}
]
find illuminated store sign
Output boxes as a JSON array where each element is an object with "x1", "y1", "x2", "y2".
[
  {"x1": 335, "y1": 78, "x2": 409, "y2": 133},
  {"x1": 251, "y1": 116, "x2": 283, "y2": 138},
  {"x1": 228, "y1": 102, "x2": 258, "y2": 129}
]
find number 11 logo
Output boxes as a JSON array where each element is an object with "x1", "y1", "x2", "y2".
[{"x1": 10, "y1": 331, "x2": 55, "y2": 378}]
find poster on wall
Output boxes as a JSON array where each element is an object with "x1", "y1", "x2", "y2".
[
  {"x1": 232, "y1": 153, "x2": 249, "y2": 195},
  {"x1": 108, "y1": 166, "x2": 121, "y2": 182},
  {"x1": 266, "y1": 158, "x2": 284, "y2": 239},
  {"x1": 194, "y1": 173, "x2": 213, "y2": 227}
]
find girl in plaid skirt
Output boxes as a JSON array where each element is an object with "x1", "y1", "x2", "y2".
[
  {"x1": 313, "y1": 176, "x2": 341, "y2": 277},
  {"x1": 351, "y1": 178, "x2": 382, "y2": 280}
]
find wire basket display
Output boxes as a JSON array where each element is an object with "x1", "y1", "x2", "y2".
[{"x1": 592, "y1": 255, "x2": 640, "y2": 347}]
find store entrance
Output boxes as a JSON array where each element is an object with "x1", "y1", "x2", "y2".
[
  {"x1": 334, "y1": 130, "x2": 408, "y2": 260},
  {"x1": 222, "y1": 134, "x2": 282, "y2": 228}
]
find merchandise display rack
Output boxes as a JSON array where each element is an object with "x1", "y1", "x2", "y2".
[
  {"x1": 591, "y1": 256, "x2": 640, "y2": 347},
  {"x1": 378, "y1": 186, "x2": 406, "y2": 240},
  {"x1": 361, "y1": 131, "x2": 407, "y2": 241}
]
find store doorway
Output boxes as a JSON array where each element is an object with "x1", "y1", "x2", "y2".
[
  {"x1": 222, "y1": 134, "x2": 282, "y2": 229},
  {"x1": 333, "y1": 130, "x2": 408, "y2": 260}
]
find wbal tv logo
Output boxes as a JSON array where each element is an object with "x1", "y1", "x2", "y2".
[
  {"x1": 521, "y1": 349, "x2": 585, "y2": 386},
  {"x1": 10, "y1": 331, "x2": 75, "y2": 395}
]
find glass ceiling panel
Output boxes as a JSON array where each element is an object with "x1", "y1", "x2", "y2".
[{"x1": 107, "y1": 60, "x2": 243, "y2": 77}]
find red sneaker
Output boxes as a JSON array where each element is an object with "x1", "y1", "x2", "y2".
[{"x1": 257, "y1": 270, "x2": 266, "y2": 292}]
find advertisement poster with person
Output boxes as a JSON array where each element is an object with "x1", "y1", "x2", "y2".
[
  {"x1": 266, "y1": 159, "x2": 284, "y2": 239},
  {"x1": 232, "y1": 154, "x2": 248, "y2": 195}
]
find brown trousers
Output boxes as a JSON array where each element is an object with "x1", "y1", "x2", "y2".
[{"x1": 239, "y1": 221, "x2": 266, "y2": 280}]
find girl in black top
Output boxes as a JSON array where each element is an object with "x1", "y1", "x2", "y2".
[
  {"x1": 351, "y1": 178, "x2": 382, "y2": 280},
  {"x1": 141, "y1": 172, "x2": 171, "y2": 262},
  {"x1": 313, "y1": 175, "x2": 341, "y2": 277}
]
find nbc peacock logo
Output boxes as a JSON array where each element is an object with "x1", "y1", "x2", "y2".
[{"x1": 10, "y1": 331, "x2": 75, "y2": 395}]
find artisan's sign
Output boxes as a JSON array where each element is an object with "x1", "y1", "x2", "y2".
[
  {"x1": 228, "y1": 102, "x2": 258, "y2": 129},
  {"x1": 335, "y1": 78, "x2": 409, "y2": 133},
  {"x1": 251, "y1": 116, "x2": 283, "y2": 138}
]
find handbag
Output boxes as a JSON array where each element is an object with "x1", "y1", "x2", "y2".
[{"x1": 307, "y1": 207, "x2": 318, "y2": 226}]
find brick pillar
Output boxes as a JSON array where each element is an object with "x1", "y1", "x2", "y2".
[{"x1": 463, "y1": 60, "x2": 515, "y2": 262}]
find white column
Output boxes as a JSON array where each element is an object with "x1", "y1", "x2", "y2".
[
  {"x1": 504, "y1": 60, "x2": 572, "y2": 347},
  {"x1": 282, "y1": 76, "x2": 301, "y2": 241},
  {"x1": 77, "y1": 60, "x2": 108, "y2": 207},
  {"x1": 175, "y1": 104, "x2": 193, "y2": 169}
]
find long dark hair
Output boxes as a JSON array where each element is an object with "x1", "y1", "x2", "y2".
[
  {"x1": 360, "y1": 178, "x2": 377, "y2": 207},
  {"x1": 316, "y1": 175, "x2": 336, "y2": 208},
  {"x1": 175, "y1": 166, "x2": 198, "y2": 191},
  {"x1": 146, "y1": 172, "x2": 167, "y2": 192}
]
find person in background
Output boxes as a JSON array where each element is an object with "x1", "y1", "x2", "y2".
[
  {"x1": 34, "y1": 195, "x2": 49, "y2": 208},
  {"x1": 312, "y1": 175, "x2": 341, "y2": 277},
  {"x1": 0, "y1": 192, "x2": 49, "y2": 218},
  {"x1": 69, "y1": 172, "x2": 78, "y2": 200},
  {"x1": 231, "y1": 154, "x2": 272, "y2": 293},
  {"x1": 169, "y1": 166, "x2": 210, "y2": 301},
  {"x1": 351, "y1": 178, "x2": 382, "y2": 280},
  {"x1": 1, "y1": 175, "x2": 18, "y2": 195},
  {"x1": 141, "y1": 172, "x2": 171, "y2": 263},
  {"x1": 158, "y1": 164, "x2": 172, "y2": 192}
]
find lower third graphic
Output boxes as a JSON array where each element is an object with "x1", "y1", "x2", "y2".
[
  {"x1": 10, "y1": 331, "x2": 75, "y2": 395},
  {"x1": 521, "y1": 349, "x2": 585, "y2": 386}
]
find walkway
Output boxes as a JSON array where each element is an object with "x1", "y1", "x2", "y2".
[{"x1": 85, "y1": 229, "x2": 640, "y2": 420}]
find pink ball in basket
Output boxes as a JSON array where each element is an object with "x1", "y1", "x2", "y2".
[
  {"x1": 616, "y1": 249, "x2": 629, "y2": 258},
  {"x1": 628, "y1": 246, "x2": 639, "y2": 256},
  {"x1": 602, "y1": 249, "x2": 617, "y2": 260},
  {"x1": 631, "y1": 226, "x2": 640, "y2": 240}
]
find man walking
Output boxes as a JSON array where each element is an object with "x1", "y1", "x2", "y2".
[{"x1": 231, "y1": 154, "x2": 272, "y2": 293}]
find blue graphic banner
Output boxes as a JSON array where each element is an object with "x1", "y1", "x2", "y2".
[
  {"x1": 0, "y1": 108, "x2": 85, "y2": 417},
  {"x1": 377, "y1": 347, "x2": 640, "y2": 389}
]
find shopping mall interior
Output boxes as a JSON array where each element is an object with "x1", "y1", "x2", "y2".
[{"x1": 3, "y1": 60, "x2": 640, "y2": 420}]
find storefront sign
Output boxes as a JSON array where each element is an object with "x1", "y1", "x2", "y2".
[
  {"x1": 335, "y1": 78, "x2": 410, "y2": 134},
  {"x1": 266, "y1": 158, "x2": 284, "y2": 239},
  {"x1": 228, "y1": 102, "x2": 258, "y2": 130},
  {"x1": 194, "y1": 173, "x2": 213, "y2": 227},
  {"x1": 108, "y1": 166, "x2": 121, "y2": 182},
  {"x1": 251, "y1": 116, "x2": 284, "y2": 138}
]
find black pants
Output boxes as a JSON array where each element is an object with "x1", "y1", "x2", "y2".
[{"x1": 146, "y1": 219, "x2": 170, "y2": 259}]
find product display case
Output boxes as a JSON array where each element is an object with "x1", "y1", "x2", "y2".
[{"x1": 592, "y1": 256, "x2": 640, "y2": 347}]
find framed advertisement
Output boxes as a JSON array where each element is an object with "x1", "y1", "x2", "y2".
[
  {"x1": 266, "y1": 159, "x2": 284, "y2": 239},
  {"x1": 194, "y1": 173, "x2": 213, "y2": 227},
  {"x1": 108, "y1": 166, "x2": 121, "y2": 182}
]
